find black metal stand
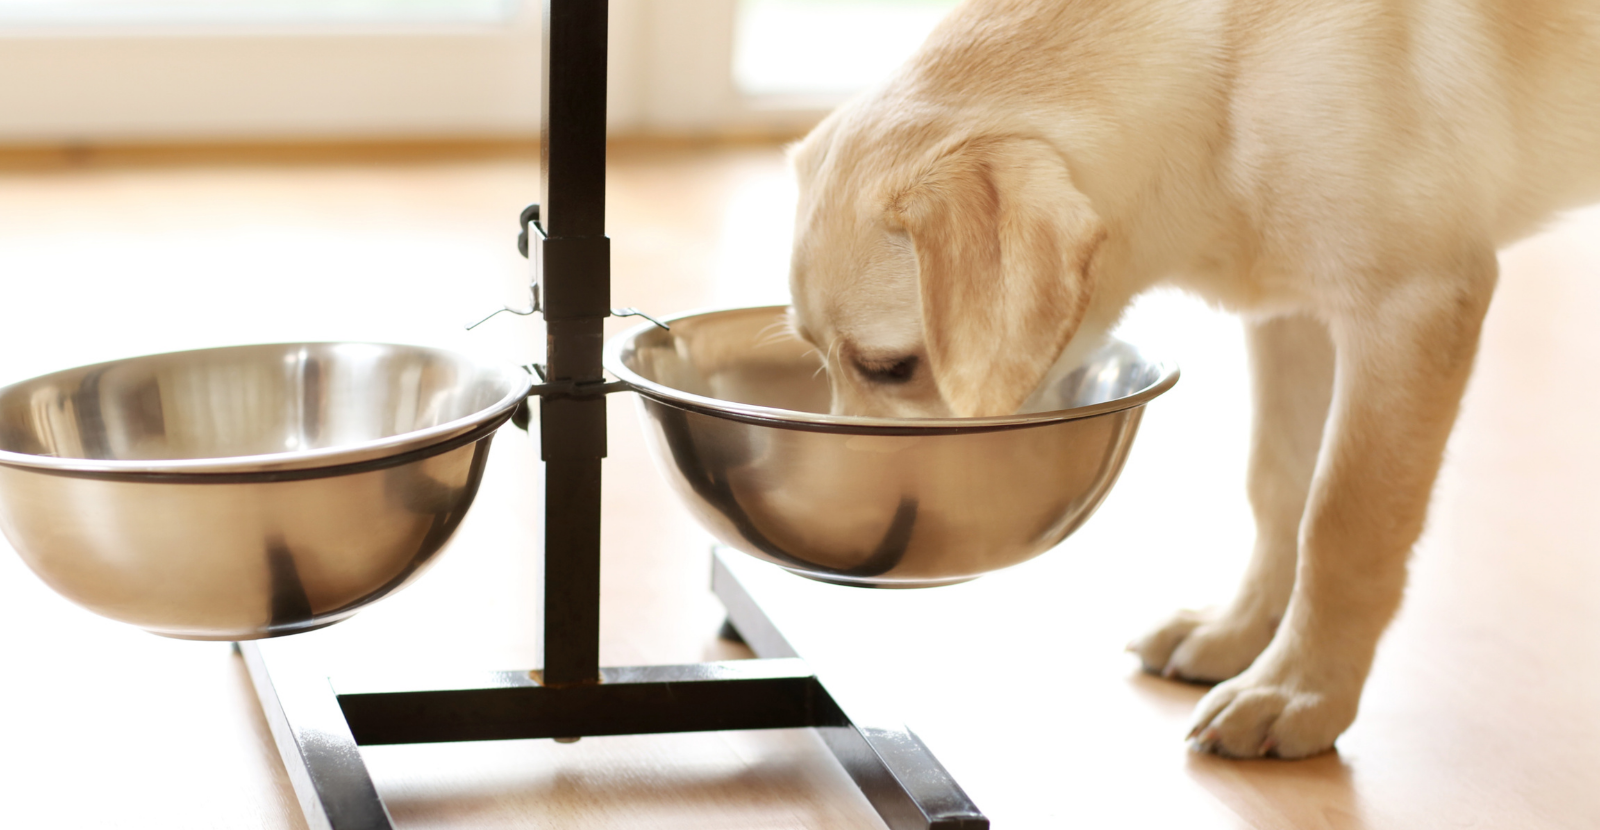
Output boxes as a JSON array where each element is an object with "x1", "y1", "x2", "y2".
[
  {"x1": 240, "y1": 551, "x2": 985, "y2": 830},
  {"x1": 240, "y1": 1, "x2": 987, "y2": 827}
]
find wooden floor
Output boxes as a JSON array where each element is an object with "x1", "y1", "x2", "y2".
[{"x1": 0, "y1": 141, "x2": 1595, "y2": 829}]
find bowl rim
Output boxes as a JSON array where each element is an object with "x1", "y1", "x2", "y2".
[
  {"x1": 603, "y1": 305, "x2": 1180, "y2": 434},
  {"x1": 0, "y1": 341, "x2": 533, "y2": 476}
]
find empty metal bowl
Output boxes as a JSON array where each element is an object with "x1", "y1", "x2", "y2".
[
  {"x1": 606, "y1": 306, "x2": 1178, "y2": 588},
  {"x1": 0, "y1": 343, "x2": 531, "y2": 640}
]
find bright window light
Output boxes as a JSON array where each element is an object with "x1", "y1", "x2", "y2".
[
  {"x1": 0, "y1": 0, "x2": 515, "y2": 26},
  {"x1": 734, "y1": 0, "x2": 959, "y2": 97}
]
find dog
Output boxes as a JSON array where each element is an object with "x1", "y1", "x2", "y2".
[{"x1": 785, "y1": 0, "x2": 1600, "y2": 758}]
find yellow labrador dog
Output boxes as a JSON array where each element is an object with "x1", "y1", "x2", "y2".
[{"x1": 787, "y1": 0, "x2": 1600, "y2": 759}]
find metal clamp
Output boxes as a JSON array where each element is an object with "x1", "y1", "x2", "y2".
[
  {"x1": 465, "y1": 284, "x2": 541, "y2": 331},
  {"x1": 527, "y1": 376, "x2": 634, "y2": 400},
  {"x1": 510, "y1": 369, "x2": 634, "y2": 433},
  {"x1": 467, "y1": 204, "x2": 548, "y2": 331},
  {"x1": 516, "y1": 203, "x2": 543, "y2": 258},
  {"x1": 610, "y1": 307, "x2": 670, "y2": 330}
]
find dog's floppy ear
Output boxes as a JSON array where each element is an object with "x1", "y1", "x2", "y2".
[{"x1": 887, "y1": 137, "x2": 1103, "y2": 417}]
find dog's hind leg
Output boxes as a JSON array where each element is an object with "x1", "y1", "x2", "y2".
[
  {"x1": 1129, "y1": 314, "x2": 1335, "y2": 682},
  {"x1": 1188, "y1": 249, "x2": 1497, "y2": 758}
]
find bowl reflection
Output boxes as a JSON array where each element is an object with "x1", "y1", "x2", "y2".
[
  {"x1": 0, "y1": 342, "x2": 530, "y2": 639},
  {"x1": 606, "y1": 306, "x2": 1178, "y2": 588}
]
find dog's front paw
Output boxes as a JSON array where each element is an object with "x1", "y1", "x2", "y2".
[
  {"x1": 1128, "y1": 607, "x2": 1277, "y2": 683},
  {"x1": 1185, "y1": 651, "x2": 1359, "y2": 759}
]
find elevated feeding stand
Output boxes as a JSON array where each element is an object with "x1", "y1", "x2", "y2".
[{"x1": 238, "y1": 3, "x2": 987, "y2": 827}]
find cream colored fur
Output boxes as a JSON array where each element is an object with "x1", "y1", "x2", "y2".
[{"x1": 787, "y1": 0, "x2": 1600, "y2": 758}]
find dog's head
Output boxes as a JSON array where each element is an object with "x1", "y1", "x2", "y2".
[{"x1": 788, "y1": 111, "x2": 1106, "y2": 419}]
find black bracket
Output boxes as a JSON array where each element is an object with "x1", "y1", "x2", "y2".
[
  {"x1": 238, "y1": 549, "x2": 989, "y2": 830},
  {"x1": 527, "y1": 377, "x2": 633, "y2": 401},
  {"x1": 516, "y1": 363, "x2": 633, "y2": 402}
]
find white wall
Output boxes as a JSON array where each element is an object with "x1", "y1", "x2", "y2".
[
  {"x1": 0, "y1": 14, "x2": 545, "y2": 143},
  {"x1": 0, "y1": 1, "x2": 833, "y2": 144}
]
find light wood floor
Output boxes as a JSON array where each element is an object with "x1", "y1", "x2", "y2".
[{"x1": 0, "y1": 141, "x2": 1595, "y2": 829}]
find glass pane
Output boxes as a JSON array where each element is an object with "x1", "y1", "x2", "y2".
[
  {"x1": 734, "y1": 0, "x2": 959, "y2": 97},
  {"x1": 0, "y1": 0, "x2": 514, "y2": 25}
]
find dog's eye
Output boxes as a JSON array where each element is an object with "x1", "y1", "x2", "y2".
[{"x1": 854, "y1": 356, "x2": 918, "y2": 384}]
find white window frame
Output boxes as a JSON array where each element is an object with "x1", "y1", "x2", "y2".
[
  {"x1": 0, "y1": 0, "x2": 840, "y2": 144},
  {"x1": 608, "y1": 0, "x2": 835, "y2": 138},
  {"x1": 0, "y1": 4, "x2": 545, "y2": 143}
]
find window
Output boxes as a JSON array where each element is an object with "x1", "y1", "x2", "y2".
[
  {"x1": 0, "y1": 0, "x2": 963, "y2": 143},
  {"x1": 734, "y1": 0, "x2": 957, "y2": 97},
  {"x1": 0, "y1": 0, "x2": 540, "y2": 143},
  {"x1": 610, "y1": 0, "x2": 959, "y2": 136},
  {"x1": 0, "y1": 1, "x2": 514, "y2": 26}
]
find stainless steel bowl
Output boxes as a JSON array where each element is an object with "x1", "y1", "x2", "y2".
[
  {"x1": 606, "y1": 306, "x2": 1178, "y2": 588},
  {"x1": 0, "y1": 343, "x2": 532, "y2": 640}
]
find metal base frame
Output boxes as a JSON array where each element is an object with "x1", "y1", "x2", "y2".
[{"x1": 240, "y1": 548, "x2": 987, "y2": 830}]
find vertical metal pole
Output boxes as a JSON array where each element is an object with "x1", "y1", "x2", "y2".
[{"x1": 537, "y1": 0, "x2": 610, "y2": 687}]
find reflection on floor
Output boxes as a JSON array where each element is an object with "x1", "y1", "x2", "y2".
[{"x1": 0, "y1": 140, "x2": 1596, "y2": 828}]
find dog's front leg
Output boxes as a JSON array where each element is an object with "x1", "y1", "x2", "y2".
[
  {"x1": 1131, "y1": 314, "x2": 1335, "y2": 681},
  {"x1": 1188, "y1": 255, "x2": 1497, "y2": 758}
]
